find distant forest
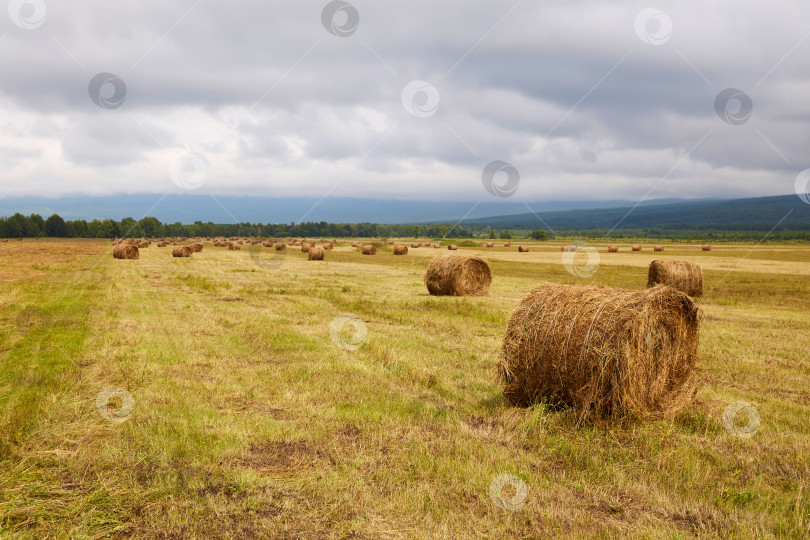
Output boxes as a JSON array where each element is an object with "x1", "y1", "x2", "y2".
[{"x1": 2, "y1": 212, "x2": 810, "y2": 242}]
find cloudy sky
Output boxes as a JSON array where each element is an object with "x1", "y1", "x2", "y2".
[{"x1": 1, "y1": 0, "x2": 809, "y2": 204}]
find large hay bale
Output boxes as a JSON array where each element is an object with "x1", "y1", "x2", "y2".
[
  {"x1": 653, "y1": 245, "x2": 664, "y2": 252},
  {"x1": 190, "y1": 243, "x2": 204, "y2": 253},
  {"x1": 518, "y1": 245, "x2": 529, "y2": 252},
  {"x1": 172, "y1": 246, "x2": 192, "y2": 257},
  {"x1": 702, "y1": 244, "x2": 711, "y2": 251},
  {"x1": 632, "y1": 245, "x2": 642, "y2": 251},
  {"x1": 424, "y1": 256, "x2": 491, "y2": 296},
  {"x1": 448, "y1": 244, "x2": 458, "y2": 250},
  {"x1": 308, "y1": 246, "x2": 325, "y2": 260},
  {"x1": 498, "y1": 284, "x2": 701, "y2": 421},
  {"x1": 113, "y1": 244, "x2": 139, "y2": 259},
  {"x1": 361, "y1": 245, "x2": 377, "y2": 255},
  {"x1": 647, "y1": 260, "x2": 703, "y2": 297},
  {"x1": 274, "y1": 243, "x2": 286, "y2": 250},
  {"x1": 608, "y1": 245, "x2": 619, "y2": 253},
  {"x1": 393, "y1": 245, "x2": 408, "y2": 255}
]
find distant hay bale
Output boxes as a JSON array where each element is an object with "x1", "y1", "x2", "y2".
[
  {"x1": 411, "y1": 243, "x2": 420, "y2": 248},
  {"x1": 503, "y1": 242, "x2": 511, "y2": 247},
  {"x1": 608, "y1": 245, "x2": 619, "y2": 253},
  {"x1": 424, "y1": 256, "x2": 492, "y2": 296},
  {"x1": 486, "y1": 242, "x2": 494, "y2": 247},
  {"x1": 653, "y1": 245, "x2": 664, "y2": 252},
  {"x1": 498, "y1": 283, "x2": 701, "y2": 421},
  {"x1": 393, "y1": 245, "x2": 408, "y2": 255},
  {"x1": 561, "y1": 245, "x2": 578, "y2": 252},
  {"x1": 361, "y1": 245, "x2": 377, "y2": 255},
  {"x1": 632, "y1": 245, "x2": 642, "y2": 251},
  {"x1": 323, "y1": 243, "x2": 334, "y2": 251},
  {"x1": 388, "y1": 240, "x2": 395, "y2": 245},
  {"x1": 157, "y1": 241, "x2": 169, "y2": 247},
  {"x1": 301, "y1": 244, "x2": 310, "y2": 253},
  {"x1": 433, "y1": 244, "x2": 440, "y2": 248},
  {"x1": 647, "y1": 259, "x2": 703, "y2": 297},
  {"x1": 190, "y1": 243, "x2": 203, "y2": 253},
  {"x1": 518, "y1": 246, "x2": 529, "y2": 252},
  {"x1": 262, "y1": 241, "x2": 273, "y2": 247},
  {"x1": 448, "y1": 244, "x2": 458, "y2": 250},
  {"x1": 702, "y1": 244, "x2": 712, "y2": 251},
  {"x1": 228, "y1": 243, "x2": 241, "y2": 251},
  {"x1": 274, "y1": 243, "x2": 286, "y2": 250},
  {"x1": 138, "y1": 242, "x2": 149, "y2": 248},
  {"x1": 308, "y1": 246, "x2": 325, "y2": 260},
  {"x1": 172, "y1": 246, "x2": 192, "y2": 257},
  {"x1": 113, "y1": 244, "x2": 139, "y2": 260}
]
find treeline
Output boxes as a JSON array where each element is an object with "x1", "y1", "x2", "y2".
[{"x1": 0, "y1": 213, "x2": 476, "y2": 239}]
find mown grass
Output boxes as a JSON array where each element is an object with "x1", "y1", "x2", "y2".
[{"x1": 0, "y1": 239, "x2": 808, "y2": 538}]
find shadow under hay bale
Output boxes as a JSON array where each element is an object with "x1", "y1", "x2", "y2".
[
  {"x1": 361, "y1": 245, "x2": 377, "y2": 255},
  {"x1": 647, "y1": 259, "x2": 703, "y2": 297},
  {"x1": 113, "y1": 244, "x2": 139, "y2": 259},
  {"x1": 308, "y1": 246, "x2": 325, "y2": 260},
  {"x1": 424, "y1": 255, "x2": 491, "y2": 296},
  {"x1": 393, "y1": 245, "x2": 408, "y2": 255},
  {"x1": 172, "y1": 246, "x2": 192, "y2": 257},
  {"x1": 498, "y1": 284, "x2": 700, "y2": 422}
]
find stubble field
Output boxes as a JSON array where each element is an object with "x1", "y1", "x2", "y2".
[{"x1": 1, "y1": 238, "x2": 808, "y2": 538}]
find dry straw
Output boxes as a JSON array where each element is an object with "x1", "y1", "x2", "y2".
[
  {"x1": 308, "y1": 246, "x2": 325, "y2": 260},
  {"x1": 424, "y1": 256, "x2": 492, "y2": 296},
  {"x1": 113, "y1": 244, "x2": 139, "y2": 259},
  {"x1": 393, "y1": 245, "x2": 408, "y2": 255},
  {"x1": 647, "y1": 259, "x2": 703, "y2": 297},
  {"x1": 498, "y1": 284, "x2": 701, "y2": 422},
  {"x1": 172, "y1": 246, "x2": 192, "y2": 257},
  {"x1": 518, "y1": 246, "x2": 529, "y2": 252},
  {"x1": 361, "y1": 245, "x2": 377, "y2": 255}
]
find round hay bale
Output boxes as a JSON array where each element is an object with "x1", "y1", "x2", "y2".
[
  {"x1": 503, "y1": 242, "x2": 511, "y2": 247},
  {"x1": 113, "y1": 244, "x2": 139, "y2": 260},
  {"x1": 172, "y1": 246, "x2": 192, "y2": 257},
  {"x1": 518, "y1": 246, "x2": 529, "y2": 252},
  {"x1": 361, "y1": 245, "x2": 377, "y2": 255},
  {"x1": 138, "y1": 242, "x2": 149, "y2": 248},
  {"x1": 653, "y1": 245, "x2": 664, "y2": 252},
  {"x1": 411, "y1": 243, "x2": 420, "y2": 248},
  {"x1": 702, "y1": 244, "x2": 711, "y2": 251},
  {"x1": 423, "y1": 256, "x2": 492, "y2": 296},
  {"x1": 323, "y1": 243, "x2": 334, "y2": 251},
  {"x1": 498, "y1": 283, "x2": 701, "y2": 421},
  {"x1": 393, "y1": 245, "x2": 408, "y2": 255},
  {"x1": 388, "y1": 240, "x2": 395, "y2": 245},
  {"x1": 274, "y1": 243, "x2": 286, "y2": 250},
  {"x1": 632, "y1": 245, "x2": 642, "y2": 251},
  {"x1": 608, "y1": 245, "x2": 619, "y2": 253},
  {"x1": 647, "y1": 259, "x2": 703, "y2": 297},
  {"x1": 301, "y1": 244, "x2": 310, "y2": 253},
  {"x1": 448, "y1": 244, "x2": 458, "y2": 250},
  {"x1": 228, "y1": 243, "x2": 241, "y2": 251},
  {"x1": 561, "y1": 245, "x2": 578, "y2": 252},
  {"x1": 308, "y1": 246, "x2": 325, "y2": 260},
  {"x1": 190, "y1": 243, "x2": 204, "y2": 253},
  {"x1": 262, "y1": 241, "x2": 273, "y2": 247},
  {"x1": 433, "y1": 244, "x2": 440, "y2": 248},
  {"x1": 486, "y1": 242, "x2": 494, "y2": 247},
  {"x1": 157, "y1": 241, "x2": 168, "y2": 247}
]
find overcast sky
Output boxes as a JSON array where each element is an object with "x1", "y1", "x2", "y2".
[{"x1": 1, "y1": 0, "x2": 809, "y2": 204}]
